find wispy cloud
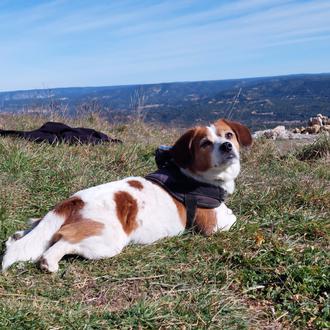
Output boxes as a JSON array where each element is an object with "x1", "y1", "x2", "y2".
[{"x1": 0, "y1": 0, "x2": 329, "y2": 90}]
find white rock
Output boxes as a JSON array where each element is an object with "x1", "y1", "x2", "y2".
[{"x1": 308, "y1": 117, "x2": 323, "y2": 126}]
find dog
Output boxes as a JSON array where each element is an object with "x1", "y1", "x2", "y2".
[{"x1": 1, "y1": 119, "x2": 252, "y2": 272}]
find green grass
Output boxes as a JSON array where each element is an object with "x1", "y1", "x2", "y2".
[{"x1": 0, "y1": 114, "x2": 329, "y2": 329}]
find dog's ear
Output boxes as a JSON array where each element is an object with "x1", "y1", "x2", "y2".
[
  {"x1": 171, "y1": 128, "x2": 197, "y2": 168},
  {"x1": 223, "y1": 119, "x2": 253, "y2": 147}
]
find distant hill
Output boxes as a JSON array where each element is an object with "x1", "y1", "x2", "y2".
[{"x1": 1, "y1": 73, "x2": 330, "y2": 130}]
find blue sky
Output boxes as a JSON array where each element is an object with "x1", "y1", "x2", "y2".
[{"x1": 1, "y1": 0, "x2": 330, "y2": 91}]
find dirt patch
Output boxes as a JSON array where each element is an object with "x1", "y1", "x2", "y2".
[
  {"x1": 274, "y1": 139, "x2": 317, "y2": 155},
  {"x1": 71, "y1": 276, "x2": 164, "y2": 312}
]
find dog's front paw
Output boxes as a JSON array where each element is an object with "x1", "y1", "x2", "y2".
[{"x1": 215, "y1": 203, "x2": 237, "y2": 231}]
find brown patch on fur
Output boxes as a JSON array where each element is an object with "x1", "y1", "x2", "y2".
[
  {"x1": 190, "y1": 127, "x2": 213, "y2": 173},
  {"x1": 170, "y1": 195, "x2": 217, "y2": 235},
  {"x1": 224, "y1": 119, "x2": 252, "y2": 147},
  {"x1": 53, "y1": 220, "x2": 104, "y2": 244},
  {"x1": 127, "y1": 180, "x2": 144, "y2": 190},
  {"x1": 213, "y1": 120, "x2": 240, "y2": 151},
  {"x1": 214, "y1": 119, "x2": 252, "y2": 148},
  {"x1": 171, "y1": 196, "x2": 186, "y2": 227},
  {"x1": 170, "y1": 128, "x2": 197, "y2": 168},
  {"x1": 54, "y1": 196, "x2": 85, "y2": 225},
  {"x1": 194, "y1": 208, "x2": 217, "y2": 236},
  {"x1": 171, "y1": 126, "x2": 212, "y2": 173},
  {"x1": 114, "y1": 191, "x2": 139, "y2": 234},
  {"x1": 52, "y1": 196, "x2": 104, "y2": 244}
]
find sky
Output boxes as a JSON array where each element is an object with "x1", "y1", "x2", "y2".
[{"x1": 1, "y1": 0, "x2": 330, "y2": 91}]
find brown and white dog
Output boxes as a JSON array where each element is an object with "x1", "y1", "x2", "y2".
[{"x1": 1, "y1": 119, "x2": 252, "y2": 272}]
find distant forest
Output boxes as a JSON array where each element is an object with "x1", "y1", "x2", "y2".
[{"x1": 1, "y1": 73, "x2": 330, "y2": 130}]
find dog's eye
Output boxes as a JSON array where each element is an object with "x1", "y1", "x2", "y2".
[
  {"x1": 225, "y1": 132, "x2": 234, "y2": 140},
  {"x1": 200, "y1": 139, "x2": 213, "y2": 149}
]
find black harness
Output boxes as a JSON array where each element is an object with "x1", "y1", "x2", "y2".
[{"x1": 145, "y1": 147, "x2": 227, "y2": 229}]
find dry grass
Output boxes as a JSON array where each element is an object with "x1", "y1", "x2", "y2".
[{"x1": 294, "y1": 134, "x2": 330, "y2": 161}]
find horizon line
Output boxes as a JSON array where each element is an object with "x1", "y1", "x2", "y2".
[{"x1": 1, "y1": 71, "x2": 330, "y2": 94}]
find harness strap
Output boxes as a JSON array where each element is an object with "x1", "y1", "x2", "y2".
[{"x1": 184, "y1": 194, "x2": 197, "y2": 229}]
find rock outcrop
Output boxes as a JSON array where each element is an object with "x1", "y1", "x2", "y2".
[
  {"x1": 292, "y1": 114, "x2": 330, "y2": 135},
  {"x1": 308, "y1": 114, "x2": 329, "y2": 126},
  {"x1": 253, "y1": 126, "x2": 312, "y2": 140},
  {"x1": 253, "y1": 114, "x2": 329, "y2": 140}
]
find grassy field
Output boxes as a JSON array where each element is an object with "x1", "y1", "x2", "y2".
[{"x1": 0, "y1": 114, "x2": 329, "y2": 329}]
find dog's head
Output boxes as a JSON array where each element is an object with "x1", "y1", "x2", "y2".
[{"x1": 170, "y1": 119, "x2": 252, "y2": 193}]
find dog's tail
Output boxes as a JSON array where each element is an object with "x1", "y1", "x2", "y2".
[{"x1": 1, "y1": 211, "x2": 65, "y2": 271}]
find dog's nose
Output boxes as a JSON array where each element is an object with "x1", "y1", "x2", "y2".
[{"x1": 220, "y1": 142, "x2": 233, "y2": 152}]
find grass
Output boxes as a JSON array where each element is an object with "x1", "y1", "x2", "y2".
[
  {"x1": 0, "y1": 114, "x2": 329, "y2": 329},
  {"x1": 294, "y1": 134, "x2": 330, "y2": 161}
]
